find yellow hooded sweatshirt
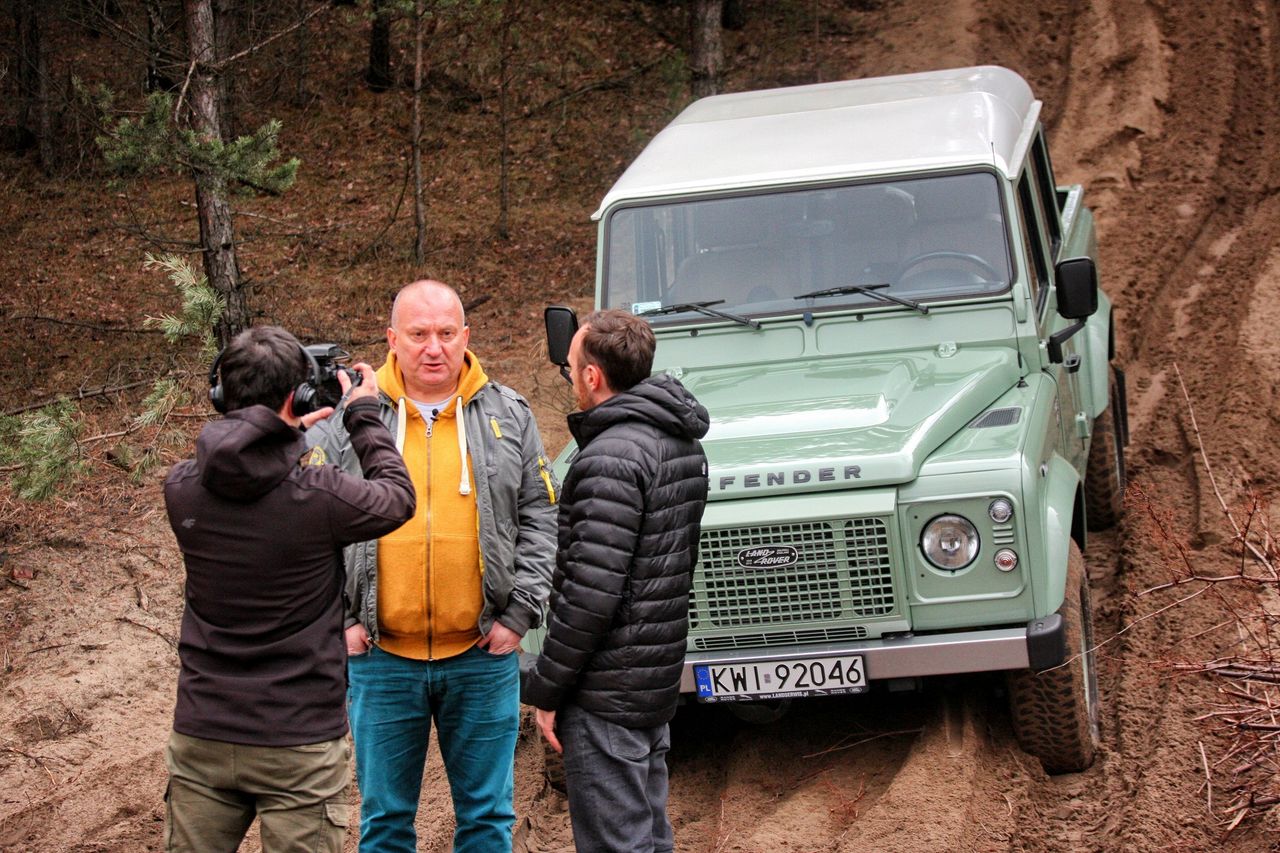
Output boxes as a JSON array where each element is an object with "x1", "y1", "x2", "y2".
[{"x1": 374, "y1": 349, "x2": 488, "y2": 660}]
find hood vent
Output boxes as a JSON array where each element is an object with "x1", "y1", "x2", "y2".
[{"x1": 970, "y1": 407, "x2": 1022, "y2": 429}]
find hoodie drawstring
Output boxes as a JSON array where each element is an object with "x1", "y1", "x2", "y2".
[
  {"x1": 456, "y1": 395, "x2": 471, "y2": 495},
  {"x1": 395, "y1": 398, "x2": 408, "y2": 454},
  {"x1": 395, "y1": 393, "x2": 469, "y2": 495}
]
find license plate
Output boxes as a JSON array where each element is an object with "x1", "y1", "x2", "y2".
[{"x1": 694, "y1": 655, "x2": 867, "y2": 702}]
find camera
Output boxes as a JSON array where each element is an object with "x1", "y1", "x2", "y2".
[{"x1": 305, "y1": 343, "x2": 362, "y2": 408}]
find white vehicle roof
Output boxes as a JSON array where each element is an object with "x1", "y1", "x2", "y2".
[{"x1": 594, "y1": 65, "x2": 1040, "y2": 219}]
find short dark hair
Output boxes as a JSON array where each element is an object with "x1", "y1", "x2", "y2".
[
  {"x1": 219, "y1": 326, "x2": 309, "y2": 412},
  {"x1": 580, "y1": 309, "x2": 656, "y2": 392}
]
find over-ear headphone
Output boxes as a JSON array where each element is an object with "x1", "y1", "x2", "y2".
[{"x1": 208, "y1": 342, "x2": 324, "y2": 416}]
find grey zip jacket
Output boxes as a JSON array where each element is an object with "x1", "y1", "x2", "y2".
[{"x1": 306, "y1": 357, "x2": 558, "y2": 642}]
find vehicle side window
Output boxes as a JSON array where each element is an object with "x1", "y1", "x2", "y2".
[
  {"x1": 1030, "y1": 133, "x2": 1062, "y2": 257},
  {"x1": 1017, "y1": 174, "x2": 1049, "y2": 318}
]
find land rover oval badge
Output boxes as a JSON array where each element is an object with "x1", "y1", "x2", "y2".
[{"x1": 736, "y1": 545, "x2": 800, "y2": 569}]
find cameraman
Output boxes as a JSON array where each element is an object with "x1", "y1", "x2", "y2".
[{"x1": 162, "y1": 326, "x2": 415, "y2": 852}]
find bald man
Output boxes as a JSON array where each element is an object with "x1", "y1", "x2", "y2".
[{"x1": 307, "y1": 281, "x2": 558, "y2": 853}]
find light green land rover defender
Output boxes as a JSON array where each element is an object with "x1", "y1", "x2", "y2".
[{"x1": 538, "y1": 66, "x2": 1127, "y2": 774}]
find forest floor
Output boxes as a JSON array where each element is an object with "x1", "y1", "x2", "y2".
[{"x1": 3, "y1": 0, "x2": 1280, "y2": 850}]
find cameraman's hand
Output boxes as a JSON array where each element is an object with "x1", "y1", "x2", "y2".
[
  {"x1": 299, "y1": 406, "x2": 335, "y2": 430},
  {"x1": 341, "y1": 362, "x2": 379, "y2": 403}
]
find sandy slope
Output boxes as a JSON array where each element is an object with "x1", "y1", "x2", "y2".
[{"x1": 3, "y1": 0, "x2": 1280, "y2": 850}]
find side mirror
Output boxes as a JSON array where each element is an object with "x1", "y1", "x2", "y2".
[
  {"x1": 1054, "y1": 256, "x2": 1098, "y2": 320},
  {"x1": 544, "y1": 306, "x2": 579, "y2": 383}
]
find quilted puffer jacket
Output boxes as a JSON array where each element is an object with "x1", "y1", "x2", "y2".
[{"x1": 524, "y1": 373, "x2": 710, "y2": 728}]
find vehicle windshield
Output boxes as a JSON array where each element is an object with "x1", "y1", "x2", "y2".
[{"x1": 602, "y1": 172, "x2": 1012, "y2": 321}]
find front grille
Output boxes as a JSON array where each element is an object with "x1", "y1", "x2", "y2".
[
  {"x1": 691, "y1": 517, "x2": 896, "y2": 638},
  {"x1": 693, "y1": 625, "x2": 868, "y2": 651}
]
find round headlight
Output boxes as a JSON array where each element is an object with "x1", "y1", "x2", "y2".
[
  {"x1": 989, "y1": 498, "x2": 1014, "y2": 524},
  {"x1": 921, "y1": 514, "x2": 979, "y2": 570}
]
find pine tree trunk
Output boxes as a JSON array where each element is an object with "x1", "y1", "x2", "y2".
[
  {"x1": 293, "y1": 0, "x2": 309, "y2": 106},
  {"x1": 145, "y1": 0, "x2": 168, "y2": 92},
  {"x1": 184, "y1": 0, "x2": 248, "y2": 342},
  {"x1": 722, "y1": 0, "x2": 744, "y2": 31},
  {"x1": 15, "y1": 0, "x2": 39, "y2": 152},
  {"x1": 213, "y1": 0, "x2": 239, "y2": 140},
  {"x1": 33, "y1": 3, "x2": 53, "y2": 173},
  {"x1": 367, "y1": 0, "x2": 392, "y2": 92},
  {"x1": 496, "y1": 0, "x2": 512, "y2": 241},
  {"x1": 688, "y1": 0, "x2": 723, "y2": 99},
  {"x1": 411, "y1": 0, "x2": 426, "y2": 266}
]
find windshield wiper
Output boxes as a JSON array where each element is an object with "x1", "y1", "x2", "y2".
[
  {"x1": 794, "y1": 283, "x2": 929, "y2": 315},
  {"x1": 638, "y1": 300, "x2": 762, "y2": 329}
]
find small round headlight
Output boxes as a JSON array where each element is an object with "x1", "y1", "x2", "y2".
[
  {"x1": 921, "y1": 514, "x2": 979, "y2": 570},
  {"x1": 989, "y1": 498, "x2": 1014, "y2": 524},
  {"x1": 994, "y1": 548, "x2": 1019, "y2": 572}
]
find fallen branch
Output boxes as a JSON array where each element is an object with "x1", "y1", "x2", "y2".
[
  {"x1": 1125, "y1": 370, "x2": 1280, "y2": 835},
  {"x1": 1199, "y1": 740, "x2": 1213, "y2": 815},
  {"x1": 10, "y1": 314, "x2": 164, "y2": 335},
  {"x1": 802, "y1": 727, "x2": 923, "y2": 759},
  {"x1": 0, "y1": 743, "x2": 57, "y2": 785},
  {"x1": 3, "y1": 378, "x2": 158, "y2": 417},
  {"x1": 116, "y1": 616, "x2": 178, "y2": 650}
]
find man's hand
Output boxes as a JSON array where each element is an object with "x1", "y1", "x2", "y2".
[
  {"x1": 299, "y1": 406, "x2": 335, "y2": 430},
  {"x1": 535, "y1": 708, "x2": 562, "y2": 754},
  {"x1": 299, "y1": 362, "x2": 378, "y2": 430},
  {"x1": 341, "y1": 362, "x2": 379, "y2": 403},
  {"x1": 345, "y1": 623, "x2": 372, "y2": 656},
  {"x1": 476, "y1": 621, "x2": 523, "y2": 656}
]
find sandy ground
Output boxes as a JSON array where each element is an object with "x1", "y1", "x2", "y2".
[{"x1": 4, "y1": 0, "x2": 1280, "y2": 849}]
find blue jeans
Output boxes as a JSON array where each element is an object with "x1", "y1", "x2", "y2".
[
  {"x1": 559, "y1": 704, "x2": 673, "y2": 853},
  {"x1": 347, "y1": 644, "x2": 519, "y2": 853}
]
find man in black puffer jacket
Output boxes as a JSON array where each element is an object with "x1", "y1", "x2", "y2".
[{"x1": 526, "y1": 308, "x2": 709, "y2": 853}]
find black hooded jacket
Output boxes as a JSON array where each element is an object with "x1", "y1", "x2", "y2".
[
  {"x1": 163, "y1": 399, "x2": 414, "y2": 746},
  {"x1": 524, "y1": 373, "x2": 710, "y2": 728}
]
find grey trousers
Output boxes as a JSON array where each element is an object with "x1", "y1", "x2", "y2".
[
  {"x1": 164, "y1": 730, "x2": 351, "y2": 852},
  {"x1": 559, "y1": 704, "x2": 674, "y2": 853}
]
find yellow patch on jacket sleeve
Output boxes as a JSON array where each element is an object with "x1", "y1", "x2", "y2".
[
  {"x1": 303, "y1": 446, "x2": 328, "y2": 466},
  {"x1": 538, "y1": 455, "x2": 557, "y2": 504}
]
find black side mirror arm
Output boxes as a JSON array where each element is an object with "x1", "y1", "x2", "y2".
[{"x1": 1047, "y1": 321, "x2": 1084, "y2": 365}]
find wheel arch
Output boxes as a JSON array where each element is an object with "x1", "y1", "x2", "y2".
[{"x1": 1039, "y1": 452, "x2": 1083, "y2": 616}]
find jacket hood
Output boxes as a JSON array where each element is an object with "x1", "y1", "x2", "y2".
[
  {"x1": 195, "y1": 405, "x2": 305, "y2": 501},
  {"x1": 570, "y1": 373, "x2": 711, "y2": 447},
  {"x1": 376, "y1": 349, "x2": 489, "y2": 412}
]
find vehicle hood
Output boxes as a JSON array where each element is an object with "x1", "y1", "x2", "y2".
[{"x1": 681, "y1": 347, "x2": 1020, "y2": 500}]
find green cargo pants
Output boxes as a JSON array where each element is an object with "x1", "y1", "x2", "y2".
[{"x1": 164, "y1": 730, "x2": 351, "y2": 852}]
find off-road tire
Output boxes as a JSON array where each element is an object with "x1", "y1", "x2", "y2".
[
  {"x1": 1084, "y1": 379, "x2": 1125, "y2": 530},
  {"x1": 543, "y1": 738, "x2": 567, "y2": 795},
  {"x1": 1006, "y1": 541, "x2": 1100, "y2": 773}
]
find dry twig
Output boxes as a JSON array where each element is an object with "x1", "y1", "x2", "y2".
[{"x1": 1147, "y1": 365, "x2": 1280, "y2": 835}]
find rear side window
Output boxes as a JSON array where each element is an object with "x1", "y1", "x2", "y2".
[{"x1": 1030, "y1": 133, "x2": 1062, "y2": 257}]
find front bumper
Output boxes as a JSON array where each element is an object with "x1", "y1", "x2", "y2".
[{"x1": 678, "y1": 613, "x2": 1065, "y2": 693}]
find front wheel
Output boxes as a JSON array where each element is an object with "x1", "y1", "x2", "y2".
[{"x1": 1006, "y1": 541, "x2": 1100, "y2": 773}]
